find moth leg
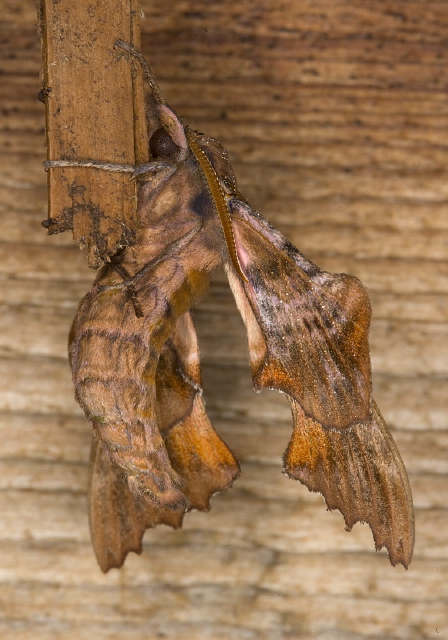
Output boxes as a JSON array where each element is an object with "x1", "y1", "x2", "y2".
[
  {"x1": 131, "y1": 160, "x2": 176, "y2": 179},
  {"x1": 109, "y1": 257, "x2": 143, "y2": 318}
]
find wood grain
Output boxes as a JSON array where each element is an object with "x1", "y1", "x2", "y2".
[
  {"x1": 37, "y1": 0, "x2": 148, "y2": 267},
  {"x1": 1, "y1": 0, "x2": 447, "y2": 637}
]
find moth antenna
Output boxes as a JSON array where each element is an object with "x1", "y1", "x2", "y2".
[
  {"x1": 186, "y1": 131, "x2": 248, "y2": 282},
  {"x1": 114, "y1": 40, "x2": 166, "y2": 106}
]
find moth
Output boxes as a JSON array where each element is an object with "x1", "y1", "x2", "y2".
[{"x1": 69, "y1": 42, "x2": 415, "y2": 572}]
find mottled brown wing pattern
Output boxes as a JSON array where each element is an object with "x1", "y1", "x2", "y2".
[
  {"x1": 88, "y1": 437, "x2": 184, "y2": 573},
  {"x1": 88, "y1": 312, "x2": 239, "y2": 571},
  {"x1": 157, "y1": 312, "x2": 240, "y2": 512},
  {"x1": 225, "y1": 200, "x2": 414, "y2": 567},
  {"x1": 285, "y1": 399, "x2": 414, "y2": 567},
  {"x1": 227, "y1": 201, "x2": 372, "y2": 426}
]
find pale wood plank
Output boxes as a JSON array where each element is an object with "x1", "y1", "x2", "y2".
[
  {"x1": 2, "y1": 355, "x2": 448, "y2": 433},
  {"x1": 1, "y1": 0, "x2": 448, "y2": 638}
]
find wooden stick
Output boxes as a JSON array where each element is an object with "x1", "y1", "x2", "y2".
[{"x1": 37, "y1": 0, "x2": 148, "y2": 268}]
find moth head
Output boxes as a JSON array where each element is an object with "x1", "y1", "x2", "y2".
[
  {"x1": 149, "y1": 104, "x2": 189, "y2": 162},
  {"x1": 149, "y1": 127, "x2": 181, "y2": 159}
]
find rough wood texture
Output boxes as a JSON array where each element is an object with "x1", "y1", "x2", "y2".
[
  {"x1": 37, "y1": 0, "x2": 148, "y2": 267},
  {"x1": 1, "y1": 0, "x2": 447, "y2": 638}
]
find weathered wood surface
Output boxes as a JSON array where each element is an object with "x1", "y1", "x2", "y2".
[
  {"x1": 1, "y1": 0, "x2": 447, "y2": 638},
  {"x1": 38, "y1": 0, "x2": 148, "y2": 267}
]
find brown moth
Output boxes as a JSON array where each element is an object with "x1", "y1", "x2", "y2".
[{"x1": 69, "y1": 42, "x2": 414, "y2": 572}]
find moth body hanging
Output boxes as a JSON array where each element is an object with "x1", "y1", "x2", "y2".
[{"x1": 66, "y1": 42, "x2": 414, "y2": 572}]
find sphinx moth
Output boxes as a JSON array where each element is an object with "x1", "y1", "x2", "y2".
[{"x1": 69, "y1": 42, "x2": 414, "y2": 572}]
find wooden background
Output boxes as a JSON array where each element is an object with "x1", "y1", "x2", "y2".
[{"x1": 1, "y1": 0, "x2": 448, "y2": 638}]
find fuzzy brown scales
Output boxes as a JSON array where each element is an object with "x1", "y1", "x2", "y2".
[{"x1": 69, "y1": 44, "x2": 415, "y2": 571}]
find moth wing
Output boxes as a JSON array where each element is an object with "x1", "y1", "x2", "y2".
[
  {"x1": 157, "y1": 312, "x2": 240, "y2": 511},
  {"x1": 285, "y1": 399, "x2": 415, "y2": 567},
  {"x1": 226, "y1": 200, "x2": 414, "y2": 567},
  {"x1": 88, "y1": 312, "x2": 239, "y2": 571},
  {"x1": 88, "y1": 437, "x2": 182, "y2": 573},
  {"x1": 228, "y1": 202, "x2": 372, "y2": 428}
]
